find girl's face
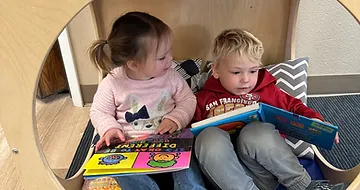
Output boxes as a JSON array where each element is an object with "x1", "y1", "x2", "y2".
[
  {"x1": 127, "y1": 36, "x2": 173, "y2": 80},
  {"x1": 145, "y1": 37, "x2": 173, "y2": 78}
]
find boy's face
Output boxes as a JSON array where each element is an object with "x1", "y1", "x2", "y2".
[{"x1": 212, "y1": 52, "x2": 261, "y2": 95}]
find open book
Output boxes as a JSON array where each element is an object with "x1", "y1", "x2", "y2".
[
  {"x1": 83, "y1": 128, "x2": 194, "y2": 179},
  {"x1": 191, "y1": 103, "x2": 338, "y2": 150}
]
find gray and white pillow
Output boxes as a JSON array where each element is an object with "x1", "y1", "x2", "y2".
[
  {"x1": 266, "y1": 57, "x2": 314, "y2": 159},
  {"x1": 266, "y1": 57, "x2": 309, "y2": 104}
]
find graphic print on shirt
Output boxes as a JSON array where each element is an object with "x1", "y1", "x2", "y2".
[
  {"x1": 206, "y1": 93, "x2": 260, "y2": 118},
  {"x1": 125, "y1": 94, "x2": 168, "y2": 131}
]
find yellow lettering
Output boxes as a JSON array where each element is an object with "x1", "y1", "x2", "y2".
[
  {"x1": 163, "y1": 143, "x2": 169, "y2": 148},
  {"x1": 214, "y1": 105, "x2": 225, "y2": 116},
  {"x1": 225, "y1": 103, "x2": 235, "y2": 112}
]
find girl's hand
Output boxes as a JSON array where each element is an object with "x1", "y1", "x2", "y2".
[
  {"x1": 95, "y1": 128, "x2": 125, "y2": 152},
  {"x1": 155, "y1": 118, "x2": 178, "y2": 135}
]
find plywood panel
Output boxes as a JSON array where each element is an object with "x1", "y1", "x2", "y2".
[
  {"x1": 0, "y1": 0, "x2": 91, "y2": 189},
  {"x1": 0, "y1": 0, "x2": 359, "y2": 189},
  {"x1": 92, "y1": 0, "x2": 291, "y2": 66},
  {"x1": 0, "y1": 94, "x2": 90, "y2": 189},
  {"x1": 37, "y1": 40, "x2": 69, "y2": 99}
]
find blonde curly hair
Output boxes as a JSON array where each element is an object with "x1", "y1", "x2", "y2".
[{"x1": 212, "y1": 29, "x2": 264, "y2": 65}]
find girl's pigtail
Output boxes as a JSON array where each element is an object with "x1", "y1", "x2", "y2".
[{"x1": 89, "y1": 40, "x2": 113, "y2": 74}]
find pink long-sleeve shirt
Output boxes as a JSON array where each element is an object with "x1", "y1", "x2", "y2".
[{"x1": 90, "y1": 66, "x2": 196, "y2": 138}]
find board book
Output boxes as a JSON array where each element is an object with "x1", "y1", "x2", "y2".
[
  {"x1": 191, "y1": 103, "x2": 338, "y2": 150},
  {"x1": 83, "y1": 128, "x2": 194, "y2": 179}
]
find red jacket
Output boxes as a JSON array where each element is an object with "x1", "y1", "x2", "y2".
[{"x1": 194, "y1": 69, "x2": 323, "y2": 122}]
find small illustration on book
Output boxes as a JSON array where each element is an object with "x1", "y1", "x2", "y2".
[
  {"x1": 147, "y1": 152, "x2": 180, "y2": 168},
  {"x1": 99, "y1": 154, "x2": 127, "y2": 165}
]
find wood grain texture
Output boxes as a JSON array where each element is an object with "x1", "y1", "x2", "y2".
[
  {"x1": 0, "y1": 94, "x2": 90, "y2": 189},
  {"x1": 0, "y1": 0, "x2": 359, "y2": 189},
  {"x1": 0, "y1": 0, "x2": 91, "y2": 189},
  {"x1": 0, "y1": 126, "x2": 24, "y2": 190},
  {"x1": 37, "y1": 40, "x2": 69, "y2": 98},
  {"x1": 0, "y1": 93, "x2": 90, "y2": 190},
  {"x1": 92, "y1": 0, "x2": 292, "y2": 67},
  {"x1": 36, "y1": 94, "x2": 90, "y2": 175}
]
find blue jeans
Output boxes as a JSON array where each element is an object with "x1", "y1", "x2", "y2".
[
  {"x1": 195, "y1": 122, "x2": 311, "y2": 190},
  {"x1": 113, "y1": 156, "x2": 206, "y2": 190}
]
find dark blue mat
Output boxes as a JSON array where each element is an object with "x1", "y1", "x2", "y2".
[{"x1": 307, "y1": 95, "x2": 360, "y2": 170}]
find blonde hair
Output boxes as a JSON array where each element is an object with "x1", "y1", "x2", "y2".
[
  {"x1": 212, "y1": 29, "x2": 264, "y2": 64},
  {"x1": 89, "y1": 11, "x2": 172, "y2": 74}
]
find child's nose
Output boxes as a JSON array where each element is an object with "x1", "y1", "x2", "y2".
[
  {"x1": 240, "y1": 73, "x2": 249, "y2": 83},
  {"x1": 166, "y1": 55, "x2": 173, "y2": 67},
  {"x1": 168, "y1": 55, "x2": 173, "y2": 64}
]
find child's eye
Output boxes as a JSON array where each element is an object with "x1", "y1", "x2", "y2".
[
  {"x1": 250, "y1": 70, "x2": 259, "y2": 74},
  {"x1": 159, "y1": 56, "x2": 166, "y2": 61},
  {"x1": 231, "y1": 71, "x2": 240, "y2": 75}
]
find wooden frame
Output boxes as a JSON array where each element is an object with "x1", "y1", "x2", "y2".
[
  {"x1": 92, "y1": 0, "x2": 296, "y2": 65},
  {"x1": 0, "y1": 0, "x2": 358, "y2": 189},
  {"x1": 312, "y1": 145, "x2": 360, "y2": 185}
]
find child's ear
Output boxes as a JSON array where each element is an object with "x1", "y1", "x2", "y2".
[
  {"x1": 212, "y1": 62, "x2": 220, "y2": 79},
  {"x1": 126, "y1": 60, "x2": 138, "y2": 71}
]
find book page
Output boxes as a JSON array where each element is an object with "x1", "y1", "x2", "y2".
[{"x1": 260, "y1": 103, "x2": 338, "y2": 150}]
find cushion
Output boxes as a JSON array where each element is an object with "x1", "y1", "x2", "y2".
[
  {"x1": 266, "y1": 57, "x2": 314, "y2": 159},
  {"x1": 266, "y1": 57, "x2": 309, "y2": 104},
  {"x1": 172, "y1": 58, "x2": 202, "y2": 94}
]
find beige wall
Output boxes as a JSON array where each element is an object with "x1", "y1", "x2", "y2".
[
  {"x1": 67, "y1": 4, "x2": 99, "y2": 85},
  {"x1": 295, "y1": 1, "x2": 360, "y2": 75}
]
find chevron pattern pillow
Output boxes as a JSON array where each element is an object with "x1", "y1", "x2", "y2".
[{"x1": 266, "y1": 57, "x2": 314, "y2": 159}]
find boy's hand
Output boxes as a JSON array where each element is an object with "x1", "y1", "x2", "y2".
[
  {"x1": 155, "y1": 118, "x2": 178, "y2": 135},
  {"x1": 312, "y1": 118, "x2": 339, "y2": 144},
  {"x1": 334, "y1": 132, "x2": 339, "y2": 144},
  {"x1": 323, "y1": 121, "x2": 340, "y2": 144},
  {"x1": 95, "y1": 128, "x2": 125, "y2": 152},
  {"x1": 312, "y1": 118, "x2": 322, "y2": 122}
]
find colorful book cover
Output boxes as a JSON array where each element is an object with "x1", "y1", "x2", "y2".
[
  {"x1": 191, "y1": 103, "x2": 338, "y2": 150},
  {"x1": 84, "y1": 128, "x2": 194, "y2": 178}
]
